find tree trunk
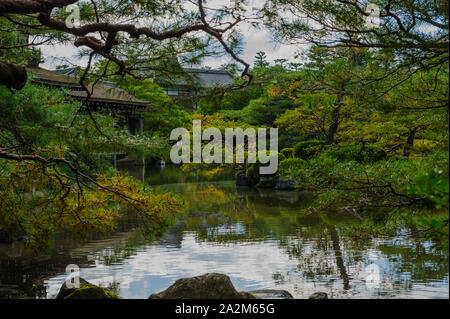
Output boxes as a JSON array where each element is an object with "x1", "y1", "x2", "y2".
[
  {"x1": 329, "y1": 226, "x2": 350, "y2": 290},
  {"x1": 326, "y1": 104, "x2": 341, "y2": 145},
  {"x1": 403, "y1": 127, "x2": 418, "y2": 157}
]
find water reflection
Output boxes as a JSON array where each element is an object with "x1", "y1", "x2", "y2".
[{"x1": 0, "y1": 166, "x2": 448, "y2": 299}]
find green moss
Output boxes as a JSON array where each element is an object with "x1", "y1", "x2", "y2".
[{"x1": 64, "y1": 284, "x2": 120, "y2": 300}]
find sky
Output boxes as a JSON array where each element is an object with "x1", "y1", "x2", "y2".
[{"x1": 41, "y1": 1, "x2": 302, "y2": 70}]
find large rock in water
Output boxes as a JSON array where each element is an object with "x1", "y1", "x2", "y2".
[
  {"x1": 275, "y1": 179, "x2": 296, "y2": 190},
  {"x1": 236, "y1": 173, "x2": 250, "y2": 187},
  {"x1": 56, "y1": 277, "x2": 120, "y2": 300},
  {"x1": 149, "y1": 273, "x2": 256, "y2": 299},
  {"x1": 256, "y1": 177, "x2": 276, "y2": 189},
  {"x1": 309, "y1": 292, "x2": 328, "y2": 299}
]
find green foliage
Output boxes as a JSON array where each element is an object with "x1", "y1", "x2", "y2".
[
  {"x1": 293, "y1": 140, "x2": 325, "y2": 160},
  {"x1": 408, "y1": 169, "x2": 449, "y2": 210},
  {"x1": 278, "y1": 134, "x2": 303, "y2": 150},
  {"x1": 0, "y1": 84, "x2": 178, "y2": 249},
  {"x1": 280, "y1": 148, "x2": 294, "y2": 159},
  {"x1": 278, "y1": 158, "x2": 307, "y2": 178},
  {"x1": 186, "y1": 43, "x2": 448, "y2": 250},
  {"x1": 254, "y1": 51, "x2": 270, "y2": 68},
  {"x1": 1, "y1": 0, "x2": 448, "y2": 254},
  {"x1": 326, "y1": 144, "x2": 387, "y2": 163},
  {"x1": 417, "y1": 216, "x2": 449, "y2": 251},
  {"x1": 240, "y1": 97, "x2": 294, "y2": 125},
  {"x1": 0, "y1": 19, "x2": 44, "y2": 65},
  {"x1": 211, "y1": 66, "x2": 289, "y2": 114},
  {"x1": 246, "y1": 163, "x2": 260, "y2": 186},
  {"x1": 277, "y1": 150, "x2": 449, "y2": 248},
  {"x1": 109, "y1": 76, "x2": 190, "y2": 137}
]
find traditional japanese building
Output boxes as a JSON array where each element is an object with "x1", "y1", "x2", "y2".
[
  {"x1": 157, "y1": 68, "x2": 234, "y2": 111},
  {"x1": 27, "y1": 65, "x2": 149, "y2": 134},
  {"x1": 27, "y1": 65, "x2": 234, "y2": 129}
]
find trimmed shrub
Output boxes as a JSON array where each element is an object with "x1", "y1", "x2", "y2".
[
  {"x1": 293, "y1": 140, "x2": 325, "y2": 160},
  {"x1": 280, "y1": 148, "x2": 294, "y2": 159}
]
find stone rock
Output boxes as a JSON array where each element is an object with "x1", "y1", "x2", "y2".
[
  {"x1": 236, "y1": 173, "x2": 250, "y2": 186},
  {"x1": 309, "y1": 292, "x2": 328, "y2": 299},
  {"x1": 148, "y1": 273, "x2": 256, "y2": 299},
  {"x1": 256, "y1": 177, "x2": 276, "y2": 189},
  {"x1": 275, "y1": 179, "x2": 296, "y2": 190},
  {"x1": 248, "y1": 290, "x2": 293, "y2": 299},
  {"x1": 56, "y1": 277, "x2": 119, "y2": 300}
]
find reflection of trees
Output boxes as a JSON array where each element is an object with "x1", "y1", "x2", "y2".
[
  {"x1": 181, "y1": 183, "x2": 312, "y2": 242},
  {"x1": 329, "y1": 227, "x2": 350, "y2": 290},
  {"x1": 0, "y1": 246, "x2": 93, "y2": 298},
  {"x1": 378, "y1": 241, "x2": 449, "y2": 283},
  {"x1": 6, "y1": 178, "x2": 444, "y2": 298},
  {"x1": 166, "y1": 182, "x2": 448, "y2": 297},
  {"x1": 105, "y1": 281, "x2": 121, "y2": 296},
  {"x1": 140, "y1": 166, "x2": 235, "y2": 186},
  {"x1": 0, "y1": 227, "x2": 142, "y2": 298}
]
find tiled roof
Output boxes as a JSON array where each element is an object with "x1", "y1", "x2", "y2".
[
  {"x1": 158, "y1": 68, "x2": 234, "y2": 88},
  {"x1": 27, "y1": 66, "x2": 148, "y2": 106}
]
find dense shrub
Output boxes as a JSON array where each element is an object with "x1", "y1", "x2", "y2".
[
  {"x1": 246, "y1": 163, "x2": 260, "y2": 186},
  {"x1": 280, "y1": 148, "x2": 294, "y2": 159},
  {"x1": 245, "y1": 152, "x2": 283, "y2": 185},
  {"x1": 293, "y1": 140, "x2": 325, "y2": 159},
  {"x1": 240, "y1": 97, "x2": 295, "y2": 125},
  {"x1": 327, "y1": 144, "x2": 387, "y2": 163},
  {"x1": 278, "y1": 152, "x2": 287, "y2": 162},
  {"x1": 279, "y1": 158, "x2": 307, "y2": 172},
  {"x1": 278, "y1": 134, "x2": 303, "y2": 150}
]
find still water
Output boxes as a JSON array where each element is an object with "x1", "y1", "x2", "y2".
[{"x1": 0, "y1": 166, "x2": 448, "y2": 299}]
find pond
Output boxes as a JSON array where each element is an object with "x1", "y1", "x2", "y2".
[{"x1": 0, "y1": 165, "x2": 448, "y2": 299}]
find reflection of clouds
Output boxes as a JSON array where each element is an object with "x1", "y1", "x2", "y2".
[
  {"x1": 44, "y1": 229, "x2": 449, "y2": 299},
  {"x1": 41, "y1": 180, "x2": 448, "y2": 299}
]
